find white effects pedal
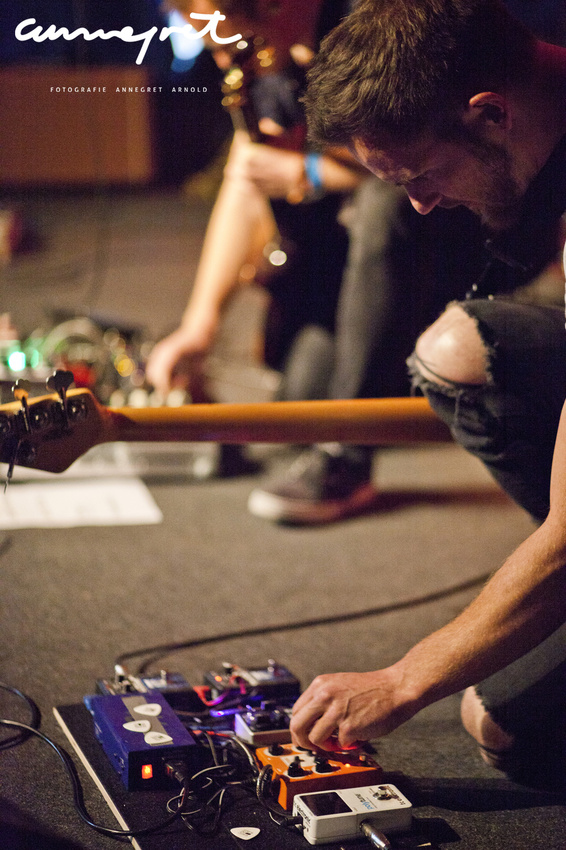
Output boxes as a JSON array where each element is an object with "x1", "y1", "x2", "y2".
[{"x1": 292, "y1": 783, "x2": 412, "y2": 845}]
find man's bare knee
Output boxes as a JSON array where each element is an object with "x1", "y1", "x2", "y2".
[
  {"x1": 414, "y1": 304, "x2": 489, "y2": 386},
  {"x1": 461, "y1": 686, "x2": 514, "y2": 768}
]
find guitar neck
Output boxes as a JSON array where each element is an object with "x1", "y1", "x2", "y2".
[
  {"x1": 104, "y1": 397, "x2": 450, "y2": 446},
  {"x1": 0, "y1": 392, "x2": 450, "y2": 476}
]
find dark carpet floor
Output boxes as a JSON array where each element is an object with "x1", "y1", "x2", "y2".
[{"x1": 0, "y1": 189, "x2": 564, "y2": 850}]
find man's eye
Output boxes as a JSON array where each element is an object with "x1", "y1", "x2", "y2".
[
  {"x1": 410, "y1": 173, "x2": 429, "y2": 186},
  {"x1": 393, "y1": 172, "x2": 430, "y2": 188},
  {"x1": 395, "y1": 175, "x2": 422, "y2": 188}
]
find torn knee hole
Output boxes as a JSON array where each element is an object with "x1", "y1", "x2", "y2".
[{"x1": 413, "y1": 306, "x2": 490, "y2": 386}]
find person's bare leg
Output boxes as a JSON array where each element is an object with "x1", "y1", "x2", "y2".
[
  {"x1": 461, "y1": 686, "x2": 515, "y2": 769},
  {"x1": 414, "y1": 303, "x2": 489, "y2": 386}
]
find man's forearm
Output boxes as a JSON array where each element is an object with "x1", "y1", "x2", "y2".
[
  {"x1": 290, "y1": 521, "x2": 566, "y2": 751},
  {"x1": 394, "y1": 519, "x2": 566, "y2": 714},
  {"x1": 395, "y1": 399, "x2": 566, "y2": 710}
]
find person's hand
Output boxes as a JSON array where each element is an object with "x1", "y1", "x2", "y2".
[
  {"x1": 145, "y1": 317, "x2": 216, "y2": 397},
  {"x1": 290, "y1": 668, "x2": 419, "y2": 751},
  {"x1": 224, "y1": 141, "x2": 305, "y2": 200}
]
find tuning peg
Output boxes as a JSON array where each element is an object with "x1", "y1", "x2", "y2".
[
  {"x1": 12, "y1": 378, "x2": 31, "y2": 401},
  {"x1": 46, "y1": 370, "x2": 74, "y2": 428},
  {"x1": 46, "y1": 369, "x2": 74, "y2": 400},
  {"x1": 12, "y1": 379, "x2": 31, "y2": 433}
]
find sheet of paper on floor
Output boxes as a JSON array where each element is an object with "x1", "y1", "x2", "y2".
[{"x1": 0, "y1": 477, "x2": 163, "y2": 529}]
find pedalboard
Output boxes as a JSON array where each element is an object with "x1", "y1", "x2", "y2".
[
  {"x1": 84, "y1": 692, "x2": 207, "y2": 791},
  {"x1": 204, "y1": 661, "x2": 301, "y2": 702},
  {"x1": 255, "y1": 742, "x2": 384, "y2": 810},
  {"x1": 292, "y1": 783, "x2": 412, "y2": 845}
]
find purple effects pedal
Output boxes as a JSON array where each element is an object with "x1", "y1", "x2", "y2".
[{"x1": 84, "y1": 692, "x2": 206, "y2": 790}]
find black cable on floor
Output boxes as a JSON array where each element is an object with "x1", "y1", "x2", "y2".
[
  {"x1": 0, "y1": 718, "x2": 184, "y2": 839},
  {"x1": 113, "y1": 572, "x2": 492, "y2": 675},
  {"x1": 0, "y1": 682, "x2": 41, "y2": 751}
]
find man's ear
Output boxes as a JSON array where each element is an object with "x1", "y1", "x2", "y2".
[{"x1": 463, "y1": 92, "x2": 512, "y2": 133}]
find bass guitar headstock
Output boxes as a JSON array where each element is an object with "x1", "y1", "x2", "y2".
[{"x1": 0, "y1": 370, "x2": 109, "y2": 480}]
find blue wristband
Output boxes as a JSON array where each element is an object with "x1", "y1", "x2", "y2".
[{"x1": 304, "y1": 152, "x2": 324, "y2": 195}]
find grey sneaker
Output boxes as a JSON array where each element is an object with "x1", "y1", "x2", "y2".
[{"x1": 247, "y1": 444, "x2": 378, "y2": 524}]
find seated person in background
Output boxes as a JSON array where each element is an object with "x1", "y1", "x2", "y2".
[
  {"x1": 146, "y1": 0, "x2": 366, "y2": 480},
  {"x1": 290, "y1": 0, "x2": 566, "y2": 790}
]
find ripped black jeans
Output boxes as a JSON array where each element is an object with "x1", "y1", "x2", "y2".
[
  {"x1": 409, "y1": 297, "x2": 566, "y2": 786},
  {"x1": 409, "y1": 297, "x2": 566, "y2": 522}
]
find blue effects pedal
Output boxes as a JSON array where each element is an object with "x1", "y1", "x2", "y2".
[{"x1": 84, "y1": 692, "x2": 206, "y2": 790}]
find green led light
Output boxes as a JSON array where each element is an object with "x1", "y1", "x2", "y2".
[{"x1": 7, "y1": 350, "x2": 26, "y2": 371}]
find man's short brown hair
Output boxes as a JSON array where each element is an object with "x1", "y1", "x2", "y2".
[{"x1": 305, "y1": 0, "x2": 535, "y2": 147}]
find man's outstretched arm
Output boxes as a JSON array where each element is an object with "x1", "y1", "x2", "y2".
[{"x1": 290, "y1": 400, "x2": 566, "y2": 750}]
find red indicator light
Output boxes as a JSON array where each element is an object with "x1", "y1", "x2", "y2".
[{"x1": 141, "y1": 764, "x2": 153, "y2": 780}]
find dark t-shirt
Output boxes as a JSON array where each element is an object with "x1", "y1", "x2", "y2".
[{"x1": 477, "y1": 134, "x2": 566, "y2": 296}]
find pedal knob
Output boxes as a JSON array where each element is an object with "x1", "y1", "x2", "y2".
[
  {"x1": 250, "y1": 710, "x2": 272, "y2": 730},
  {"x1": 314, "y1": 755, "x2": 337, "y2": 774},
  {"x1": 268, "y1": 742, "x2": 284, "y2": 756},
  {"x1": 287, "y1": 756, "x2": 308, "y2": 777},
  {"x1": 270, "y1": 708, "x2": 287, "y2": 728}
]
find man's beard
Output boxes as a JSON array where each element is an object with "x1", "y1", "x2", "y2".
[{"x1": 460, "y1": 132, "x2": 523, "y2": 232}]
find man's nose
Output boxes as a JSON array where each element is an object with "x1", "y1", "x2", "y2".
[{"x1": 406, "y1": 190, "x2": 442, "y2": 215}]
